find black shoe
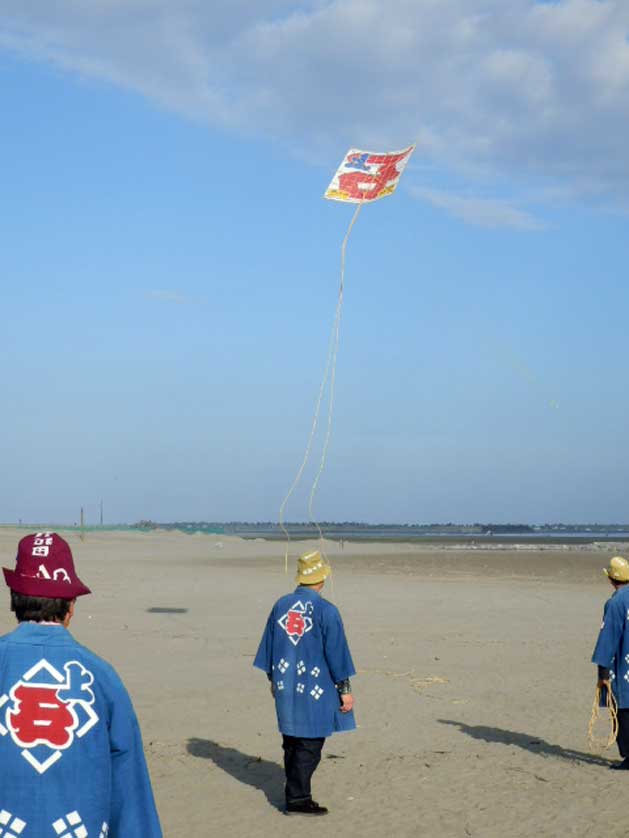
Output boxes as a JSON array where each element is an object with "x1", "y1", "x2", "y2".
[
  {"x1": 285, "y1": 800, "x2": 328, "y2": 816},
  {"x1": 609, "y1": 759, "x2": 629, "y2": 771}
]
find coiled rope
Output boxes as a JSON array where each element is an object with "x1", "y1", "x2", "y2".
[{"x1": 588, "y1": 683, "x2": 618, "y2": 751}]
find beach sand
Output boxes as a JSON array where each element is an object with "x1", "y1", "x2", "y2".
[{"x1": 0, "y1": 529, "x2": 625, "y2": 838}]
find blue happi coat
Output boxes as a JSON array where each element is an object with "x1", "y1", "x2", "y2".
[
  {"x1": 592, "y1": 584, "x2": 629, "y2": 708},
  {"x1": 0, "y1": 622, "x2": 162, "y2": 837},
  {"x1": 254, "y1": 586, "x2": 356, "y2": 738}
]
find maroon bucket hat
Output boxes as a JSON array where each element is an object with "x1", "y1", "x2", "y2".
[{"x1": 3, "y1": 532, "x2": 91, "y2": 599}]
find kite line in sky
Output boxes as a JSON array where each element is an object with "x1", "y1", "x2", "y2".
[{"x1": 279, "y1": 145, "x2": 415, "y2": 570}]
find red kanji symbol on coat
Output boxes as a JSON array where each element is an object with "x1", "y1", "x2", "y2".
[
  {"x1": 7, "y1": 684, "x2": 77, "y2": 748},
  {"x1": 277, "y1": 600, "x2": 313, "y2": 646},
  {"x1": 286, "y1": 610, "x2": 305, "y2": 637}
]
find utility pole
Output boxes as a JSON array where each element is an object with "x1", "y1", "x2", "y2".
[
  {"x1": 80, "y1": 507, "x2": 85, "y2": 542},
  {"x1": 99, "y1": 499, "x2": 104, "y2": 527}
]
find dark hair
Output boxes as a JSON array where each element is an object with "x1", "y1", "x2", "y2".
[{"x1": 10, "y1": 591, "x2": 73, "y2": 623}]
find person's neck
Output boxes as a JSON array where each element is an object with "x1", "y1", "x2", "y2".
[{"x1": 26, "y1": 620, "x2": 64, "y2": 626}]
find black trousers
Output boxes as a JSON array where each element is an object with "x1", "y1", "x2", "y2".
[
  {"x1": 282, "y1": 735, "x2": 325, "y2": 803},
  {"x1": 617, "y1": 709, "x2": 629, "y2": 758}
]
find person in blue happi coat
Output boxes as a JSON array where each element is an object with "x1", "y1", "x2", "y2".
[
  {"x1": 0, "y1": 532, "x2": 162, "y2": 836},
  {"x1": 254, "y1": 550, "x2": 356, "y2": 815},
  {"x1": 592, "y1": 555, "x2": 629, "y2": 770}
]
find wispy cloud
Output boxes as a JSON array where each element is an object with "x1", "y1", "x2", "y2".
[
  {"x1": 144, "y1": 289, "x2": 201, "y2": 305},
  {"x1": 411, "y1": 187, "x2": 546, "y2": 231},
  {"x1": 2, "y1": 1, "x2": 629, "y2": 203}
]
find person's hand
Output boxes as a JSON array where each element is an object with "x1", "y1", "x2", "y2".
[{"x1": 340, "y1": 693, "x2": 353, "y2": 713}]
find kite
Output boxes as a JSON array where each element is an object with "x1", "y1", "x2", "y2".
[
  {"x1": 324, "y1": 145, "x2": 415, "y2": 204},
  {"x1": 279, "y1": 145, "x2": 415, "y2": 566}
]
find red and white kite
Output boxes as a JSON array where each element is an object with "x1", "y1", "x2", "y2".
[{"x1": 324, "y1": 145, "x2": 415, "y2": 203}]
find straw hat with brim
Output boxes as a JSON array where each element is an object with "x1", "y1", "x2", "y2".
[
  {"x1": 296, "y1": 550, "x2": 331, "y2": 586},
  {"x1": 603, "y1": 556, "x2": 629, "y2": 583},
  {"x1": 3, "y1": 533, "x2": 91, "y2": 600}
]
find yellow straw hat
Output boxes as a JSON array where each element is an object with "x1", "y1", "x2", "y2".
[
  {"x1": 604, "y1": 556, "x2": 629, "y2": 583},
  {"x1": 296, "y1": 550, "x2": 331, "y2": 585}
]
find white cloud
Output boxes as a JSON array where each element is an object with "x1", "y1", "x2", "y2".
[
  {"x1": 145, "y1": 289, "x2": 201, "y2": 305},
  {"x1": 411, "y1": 187, "x2": 546, "y2": 230},
  {"x1": 2, "y1": 0, "x2": 629, "y2": 203}
]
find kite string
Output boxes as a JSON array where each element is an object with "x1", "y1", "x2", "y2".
[
  {"x1": 308, "y1": 200, "x2": 363, "y2": 549},
  {"x1": 278, "y1": 313, "x2": 337, "y2": 571},
  {"x1": 278, "y1": 199, "x2": 364, "y2": 572}
]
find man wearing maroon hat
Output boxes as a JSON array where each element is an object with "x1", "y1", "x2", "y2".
[{"x1": 0, "y1": 532, "x2": 162, "y2": 837}]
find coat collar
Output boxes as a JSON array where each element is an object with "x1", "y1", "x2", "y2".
[
  {"x1": 6, "y1": 622, "x2": 74, "y2": 645},
  {"x1": 294, "y1": 585, "x2": 321, "y2": 599}
]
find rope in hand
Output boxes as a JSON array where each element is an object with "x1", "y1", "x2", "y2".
[
  {"x1": 278, "y1": 199, "x2": 364, "y2": 575},
  {"x1": 588, "y1": 683, "x2": 618, "y2": 751}
]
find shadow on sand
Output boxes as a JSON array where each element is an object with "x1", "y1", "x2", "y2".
[
  {"x1": 187, "y1": 739, "x2": 284, "y2": 810},
  {"x1": 438, "y1": 719, "x2": 614, "y2": 768}
]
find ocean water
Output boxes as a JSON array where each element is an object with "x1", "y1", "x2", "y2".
[
  {"x1": 156, "y1": 524, "x2": 629, "y2": 543},
  {"x1": 4, "y1": 523, "x2": 629, "y2": 544}
]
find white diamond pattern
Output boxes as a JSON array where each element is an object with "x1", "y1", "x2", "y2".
[
  {"x1": 310, "y1": 685, "x2": 324, "y2": 700},
  {"x1": 52, "y1": 811, "x2": 88, "y2": 838},
  {"x1": 297, "y1": 661, "x2": 306, "y2": 675},
  {"x1": 277, "y1": 659, "x2": 290, "y2": 674},
  {"x1": 276, "y1": 680, "x2": 284, "y2": 690},
  {"x1": 0, "y1": 810, "x2": 26, "y2": 837},
  {"x1": 296, "y1": 683, "x2": 305, "y2": 694},
  {"x1": 310, "y1": 666, "x2": 320, "y2": 678}
]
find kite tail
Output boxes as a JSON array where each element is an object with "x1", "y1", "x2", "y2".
[{"x1": 278, "y1": 200, "x2": 364, "y2": 572}]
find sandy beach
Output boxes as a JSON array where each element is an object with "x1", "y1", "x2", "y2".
[{"x1": 0, "y1": 528, "x2": 625, "y2": 838}]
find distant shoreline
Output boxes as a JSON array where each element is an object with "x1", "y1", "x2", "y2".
[
  {"x1": 241, "y1": 533, "x2": 629, "y2": 546},
  {"x1": 2, "y1": 523, "x2": 629, "y2": 547}
]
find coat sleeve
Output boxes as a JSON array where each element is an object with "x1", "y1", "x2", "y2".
[
  {"x1": 253, "y1": 610, "x2": 274, "y2": 675},
  {"x1": 108, "y1": 681, "x2": 162, "y2": 838},
  {"x1": 592, "y1": 596, "x2": 624, "y2": 667},
  {"x1": 322, "y1": 606, "x2": 356, "y2": 684}
]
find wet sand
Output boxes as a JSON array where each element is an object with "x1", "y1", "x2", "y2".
[{"x1": 0, "y1": 529, "x2": 624, "y2": 838}]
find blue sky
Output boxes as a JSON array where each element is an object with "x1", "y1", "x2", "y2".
[{"x1": 2, "y1": 1, "x2": 629, "y2": 525}]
